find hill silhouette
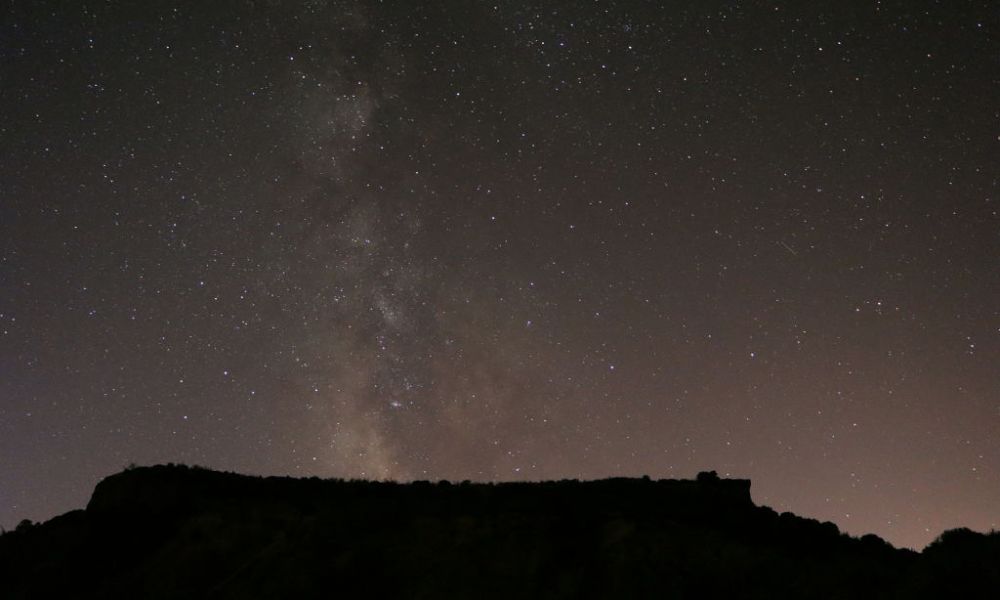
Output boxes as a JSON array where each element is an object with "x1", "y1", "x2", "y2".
[{"x1": 1, "y1": 465, "x2": 997, "y2": 598}]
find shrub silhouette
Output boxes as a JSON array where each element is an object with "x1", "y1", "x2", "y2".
[{"x1": 696, "y1": 470, "x2": 720, "y2": 483}]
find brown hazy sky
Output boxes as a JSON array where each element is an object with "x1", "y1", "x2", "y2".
[{"x1": 1, "y1": 1, "x2": 997, "y2": 549}]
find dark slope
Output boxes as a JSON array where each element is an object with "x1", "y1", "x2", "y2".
[{"x1": 0, "y1": 465, "x2": 995, "y2": 599}]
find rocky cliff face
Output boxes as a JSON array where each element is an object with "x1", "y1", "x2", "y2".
[{"x1": 84, "y1": 465, "x2": 756, "y2": 523}]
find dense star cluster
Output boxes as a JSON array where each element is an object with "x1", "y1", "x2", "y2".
[{"x1": 1, "y1": 1, "x2": 996, "y2": 550}]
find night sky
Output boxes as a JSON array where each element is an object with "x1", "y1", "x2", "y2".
[{"x1": 1, "y1": 1, "x2": 997, "y2": 550}]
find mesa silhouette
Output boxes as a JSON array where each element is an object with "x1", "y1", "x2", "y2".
[{"x1": 1, "y1": 465, "x2": 997, "y2": 599}]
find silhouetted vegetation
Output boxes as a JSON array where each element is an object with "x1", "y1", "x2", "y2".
[{"x1": 0, "y1": 465, "x2": 996, "y2": 598}]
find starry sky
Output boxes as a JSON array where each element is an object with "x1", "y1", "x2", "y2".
[{"x1": 1, "y1": 1, "x2": 997, "y2": 550}]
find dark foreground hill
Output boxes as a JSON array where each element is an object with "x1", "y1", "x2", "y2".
[{"x1": 1, "y1": 465, "x2": 997, "y2": 599}]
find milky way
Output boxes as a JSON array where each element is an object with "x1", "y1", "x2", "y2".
[{"x1": 1, "y1": 1, "x2": 997, "y2": 549}]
